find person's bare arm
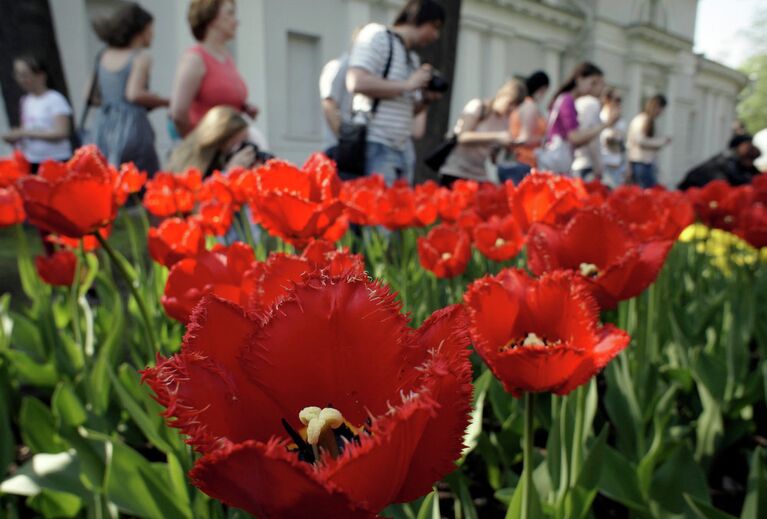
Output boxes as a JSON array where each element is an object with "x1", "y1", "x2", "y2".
[
  {"x1": 412, "y1": 110, "x2": 427, "y2": 140},
  {"x1": 169, "y1": 52, "x2": 205, "y2": 136},
  {"x1": 126, "y1": 51, "x2": 169, "y2": 110},
  {"x1": 346, "y1": 65, "x2": 430, "y2": 99},
  {"x1": 637, "y1": 134, "x2": 671, "y2": 150},
  {"x1": 5, "y1": 115, "x2": 70, "y2": 142},
  {"x1": 321, "y1": 98, "x2": 342, "y2": 136},
  {"x1": 515, "y1": 104, "x2": 539, "y2": 145}
]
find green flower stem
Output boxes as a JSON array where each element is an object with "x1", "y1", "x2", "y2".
[
  {"x1": 239, "y1": 207, "x2": 257, "y2": 251},
  {"x1": 522, "y1": 391, "x2": 535, "y2": 519},
  {"x1": 68, "y1": 250, "x2": 83, "y2": 350},
  {"x1": 96, "y1": 232, "x2": 158, "y2": 358},
  {"x1": 569, "y1": 385, "x2": 586, "y2": 485}
]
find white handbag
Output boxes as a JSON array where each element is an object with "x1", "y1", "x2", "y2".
[{"x1": 534, "y1": 96, "x2": 574, "y2": 174}]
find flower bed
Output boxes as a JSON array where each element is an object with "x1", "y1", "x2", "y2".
[{"x1": 1, "y1": 147, "x2": 766, "y2": 518}]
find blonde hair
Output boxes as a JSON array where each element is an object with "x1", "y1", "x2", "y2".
[
  {"x1": 490, "y1": 79, "x2": 527, "y2": 114},
  {"x1": 167, "y1": 106, "x2": 247, "y2": 172}
]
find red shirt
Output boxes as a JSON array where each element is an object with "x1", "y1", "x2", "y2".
[{"x1": 188, "y1": 44, "x2": 248, "y2": 128}]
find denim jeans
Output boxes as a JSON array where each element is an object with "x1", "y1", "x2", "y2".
[
  {"x1": 497, "y1": 163, "x2": 532, "y2": 185},
  {"x1": 365, "y1": 141, "x2": 406, "y2": 186},
  {"x1": 631, "y1": 161, "x2": 657, "y2": 188},
  {"x1": 603, "y1": 162, "x2": 627, "y2": 189}
]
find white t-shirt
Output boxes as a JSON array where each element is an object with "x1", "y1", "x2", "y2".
[
  {"x1": 571, "y1": 95, "x2": 602, "y2": 171},
  {"x1": 20, "y1": 90, "x2": 72, "y2": 163},
  {"x1": 349, "y1": 23, "x2": 420, "y2": 150},
  {"x1": 319, "y1": 54, "x2": 352, "y2": 150}
]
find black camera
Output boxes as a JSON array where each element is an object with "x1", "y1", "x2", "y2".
[
  {"x1": 231, "y1": 141, "x2": 275, "y2": 166},
  {"x1": 426, "y1": 70, "x2": 449, "y2": 93}
]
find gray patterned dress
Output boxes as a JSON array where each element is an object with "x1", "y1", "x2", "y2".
[{"x1": 92, "y1": 51, "x2": 159, "y2": 174}]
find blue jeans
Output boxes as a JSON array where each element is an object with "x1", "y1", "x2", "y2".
[
  {"x1": 497, "y1": 163, "x2": 532, "y2": 185},
  {"x1": 365, "y1": 141, "x2": 406, "y2": 186},
  {"x1": 631, "y1": 162, "x2": 657, "y2": 188},
  {"x1": 603, "y1": 162, "x2": 627, "y2": 189}
]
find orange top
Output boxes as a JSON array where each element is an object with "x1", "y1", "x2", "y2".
[
  {"x1": 188, "y1": 45, "x2": 248, "y2": 129},
  {"x1": 509, "y1": 97, "x2": 547, "y2": 168}
]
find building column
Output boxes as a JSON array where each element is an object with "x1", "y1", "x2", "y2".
[
  {"x1": 346, "y1": 0, "x2": 372, "y2": 37},
  {"x1": 626, "y1": 59, "x2": 643, "y2": 116},
  {"x1": 450, "y1": 24, "x2": 482, "y2": 119},
  {"x1": 659, "y1": 67, "x2": 677, "y2": 185},
  {"x1": 543, "y1": 44, "x2": 562, "y2": 97},
  {"x1": 488, "y1": 30, "x2": 509, "y2": 94},
  {"x1": 236, "y1": 0, "x2": 270, "y2": 141}
]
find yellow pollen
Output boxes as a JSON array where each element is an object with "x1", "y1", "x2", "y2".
[
  {"x1": 494, "y1": 237, "x2": 506, "y2": 248},
  {"x1": 579, "y1": 262, "x2": 599, "y2": 278},
  {"x1": 299, "y1": 406, "x2": 345, "y2": 459},
  {"x1": 522, "y1": 332, "x2": 545, "y2": 347},
  {"x1": 441, "y1": 252, "x2": 452, "y2": 261}
]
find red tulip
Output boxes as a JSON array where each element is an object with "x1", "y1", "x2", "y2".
[
  {"x1": 252, "y1": 155, "x2": 345, "y2": 247},
  {"x1": 526, "y1": 207, "x2": 674, "y2": 310},
  {"x1": 0, "y1": 186, "x2": 25, "y2": 227},
  {"x1": 472, "y1": 182, "x2": 510, "y2": 221},
  {"x1": 607, "y1": 186, "x2": 694, "y2": 241},
  {"x1": 35, "y1": 250, "x2": 77, "y2": 286},
  {"x1": 48, "y1": 225, "x2": 112, "y2": 252},
  {"x1": 244, "y1": 245, "x2": 366, "y2": 312},
  {"x1": 148, "y1": 217, "x2": 206, "y2": 268},
  {"x1": 734, "y1": 203, "x2": 767, "y2": 249},
  {"x1": 339, "y1": 175, "x2": 386, "y2": 226},
  {"x1": 301, "y1": 239, "x2": 365, "y2": 278},
  {"x1": 195, "y1": 201, "x2": 234, "y2": 237},
  {"x1": 143, "y1": 271, "x2": 472, "y2": 518},
  {"x1": 437, "y1": 185, "x2": 473, "y2": 223},
  {"x1": 143, "y1": 170, "x2": 199, "y2": 217},
  {"x1": 16, "y1": 146, "x2": 118, "y2": 238},
  {"x1": 376, "y1": 183, "x2": 417, "y2": 230},
  {"x1": 162, "y1": 242, "x2": 255, "y2": 323},
  {"x1": 0, "y1": 150, "x2": 29, "y2": 187},
  {"x1": 508, "y1": 172, "x2": 588, "y2": 232},
  {"x1": 413, "y1": 181, "x2": 439, "y2": 227},
  {"x1": 464, "y1": 268, "x2": 630, "y2": 396},
  {"x1": 114, "y1": 162, "x2": 147, "y2": 205},
  {"x1": 417, "y1": 224, "x2": 471, "y2": 278},
  {"x1": 472, "y1": 215, "x2": 523, "y2": 262},
  {"x1": 686, "y1": 180, "x2": 754, "y2": 231}
]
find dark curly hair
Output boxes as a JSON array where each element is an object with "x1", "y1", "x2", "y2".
[{"x1": 92, "y1": 1, "x2": 153, "y2": 48}]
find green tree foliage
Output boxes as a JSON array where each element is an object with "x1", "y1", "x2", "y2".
[
  {"x1": 737, "y1": 8, "x2": 767, "y2": 134},
  {"x1": 738, "y1": 55, "x2": 767, "y2": 134}
]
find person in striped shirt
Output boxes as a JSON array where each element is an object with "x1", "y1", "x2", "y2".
[{"x1": 346, "y1": 0, "x2": 446, "y2": 185}]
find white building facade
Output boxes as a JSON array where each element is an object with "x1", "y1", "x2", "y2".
[{"x1": 0, "y1": 0, "x2": 748, "y2": 186}]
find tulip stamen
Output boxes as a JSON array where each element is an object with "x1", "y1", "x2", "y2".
[
  {"x1": 501, "y1": 332, "x2": 562, "y2": 351},
  {"x1": 299, "y1": 406, "x2": 345, "y2": 461},
  {"x1": 494, "y1": 237, "x2": 506, "y2": 248},
  {"x1": 578, "y1": 262, "x2": 600, "y2": 278},
  {"x1": 441, "y1": 252, "x2": 453, "y2": 261}
]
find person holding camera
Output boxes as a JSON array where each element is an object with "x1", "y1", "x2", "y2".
[
  {"x1": 439, "y1": 79, "x2": 527, "y2": 187},
  {"x1": 166, "y1": 105, "x2": 270, "y2": 176},
  {"x1": 346, "y1": 0, "x2": 446, "y2": 185}
]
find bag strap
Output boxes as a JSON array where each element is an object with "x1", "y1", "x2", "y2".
[
  {"x1": 79, "y1": 49, "x2": 104, "y2": 129},
  {"x1": 370, "y1": 29, "x2": 395, "y2": 115},
  {"x1": 451, "y1": 98, "x2": 486, "y2": 137},
  {"x1": 543, "y1": 94, "x2": 565, "y2": 142}
]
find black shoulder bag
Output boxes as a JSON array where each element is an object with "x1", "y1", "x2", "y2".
[
  {"x1": 425, "y1": 101, "x2": 488, "y2": 172},
  {"x1": 335, "y1": 30, "x2": 395, "y2": 177}
]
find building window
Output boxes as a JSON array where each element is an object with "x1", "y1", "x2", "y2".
[{"x1": 286, "y1": 31, "x2": 321, "y2": 139}]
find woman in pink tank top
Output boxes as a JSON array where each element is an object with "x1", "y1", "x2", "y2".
[{"x1": 170, "y1": 0, "x2": 258, "y2": 137}]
